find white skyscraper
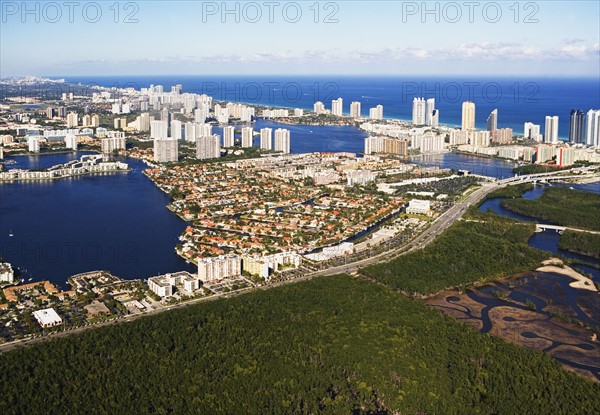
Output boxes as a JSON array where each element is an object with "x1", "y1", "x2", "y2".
[
  {"x1": 28, "y1": 136, "x2": 41, "y2": 152},
  {"x1": 331, "y1": 98, "x2": 343, "y2": 116},
  {"x1": 369, "y1": 105, "x2": 383, "y2": 120},
  {"x1": 241, "y1": 127, "x2": 253, "y2": 148},
  {"x1": 412, "y1": 98, "x2": 426, "y2": 125},
  {"x1": 585, "y1": 109, "x2": 600, "y2": 147},
  {"x1": 66, "y1": 112, "x2": 78, "y2": 128},
  {"x1": 350, "y1": 101, "x2": 361, "y2": 118},
  {"x1": 425, "y1": 98, "x2": 436, "y2": 126},
  {"x1": 184, "y1": 122, "x2": 197, "y2": 142},
  {"x1": 150, "y1": 120, "x2": 168, "y2": 139},
  {"x1": 313, "y1": 101, "x2": 326, "y2": 114},
  {"x1": 170, "y1": 120, "x2": 182, "y2": 140},
  {"x1": 154, "y1": 138, "x2": 178, "y2": 162},
  {"x1": 524, "y1": 122, "x2": 542, "y2": 141},
  {"x1": 196, "y1": 134, "x2": 221, "y2": 160},
  {"x1": 260, "y1": 128, "x2": 272, "y2": 150},
  {"x1": 223, "y1": 126, "x2": 235, "y2": 147},
  {"x1": 461, "y1": 102, "x2": 476, "y2": 130},
  {"x1": 197, "y1": 123, "x2": 212, "y2": 138},
  {"x1": 274, "y1": 128, "x2": 291, "y2": 154},
  {"x1": 544, "y1": 116, "x2": 559, "y2": 144}
]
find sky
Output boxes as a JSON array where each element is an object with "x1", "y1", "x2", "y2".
[{"x1": 1, "y1": 0, "x2": 599, "y2": 77}]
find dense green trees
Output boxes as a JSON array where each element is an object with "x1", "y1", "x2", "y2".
[
  {"x1": 362, "y1": 213, "x2": 548, "y2": 295},
  {"x1": 559, "y1": 230, "x2": 600, "y2": 258},
  {"x1": 0, "y1": 275, "x2": 597, "y2": 415},
  {"x1": 501, "y1": 187, "x2": 600, "y2": 231}
]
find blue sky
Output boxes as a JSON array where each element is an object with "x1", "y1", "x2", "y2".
[{"x1": 1, "y1": 1, "x2": 599, "y2": 76}]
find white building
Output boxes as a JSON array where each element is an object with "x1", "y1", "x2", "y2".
[
  {"x1": 461, "y1": 101, "x2": 475, "y2": 130},
  {"x1": 198, "y1": 254, "x2": 241, "y2": 283},
  {"x1": 196, "y1": 134, "x2": 221, "y2": 160},
  {"x1": 350, "y1": 101, "x2": 361, "y2": 118},
  {"x1": 544, "y1": 116, "x2": 559, "y2": 144},
  {"x1": 184, "y1": 122, "x2": 197, "y2": 142},
  {"x1": 274, "y1": 128, "x2": 291, "y2": 154},
  {"x1": 346, "y1": 169, "x2": 377, "y2": 186},
  {"x1": 406, "y1": 199, "x2": 431, "y2": 215},
  {"x1": 148, "y1": 271, "x2": 200, "y2": 298},
  {"x1": 170, "y1": 120, "x2": 182, "y2": 140},
  {"x1": 314, "y1": 101, "x2": 326, "y2": 114},
  {"x1": 418, "y1": 132, "x2": 445, "y2": 153},
  {"x1": 154, "y1": 138, "x2": 178, "y2": 162},
  {"x1": 294, "y1": 108, "x2": 304, "y2": 117},
  {"x1": 586, "y1": 109, "x2": 600, "y2": 147},
  {"x1": 425, "y1": 98, "x2": 436, "y2": 126},
  {"x1": 369, "y1": 105, "x2": 383, "y2": 120},
  {"x1": 241, "y1": 127, "x2": 253, "y2": 148},
  {"x1": 412, "y1": 98, "x2": 426, "y2": 125},
  {"x1": 0, "y1": 263, "x2": 14, "y2": 284},
  {"x1": 150, "y1": 120, "x2": 168, "y2": 139},
  {"x1": 101, "y1": 136, "x2": 126, "y2": 154},
  {"x1": 64, "y1": 133, "x2": 77, "y2": 150},
  {"x1": 331, "y1": 97, "x2": 343, "y2": 116},
  {"x1": 28, "y1": 136, "x2": 41, "y2": 152},
  {"x1": 260, "y1": 128, "x2": 272, "y2": 150},
  {"x1": 524, "y1": 122, "x2": 542, "y2": 141},
  {"x1": 66, "y1": 112, "x2": 78, "y2": 128},
  {"x1": 223, "y1": 126, "x2": 235, "y2": 147},
  {"x1": 33, "y1": 308, "x2": 62, "y2": 328}
]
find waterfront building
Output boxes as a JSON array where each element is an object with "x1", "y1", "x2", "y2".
[
  {"x1": 461, "y1": 102, "x2": 475, "y2": 130},
  {"x1": 28, "y1": 136, "x2": 41, "y2": 152},
  {"x1": 365, "y1": 136, "x2": 408, "y2": 156},
  {"x1": 491, "y1": 128, "x2": 513, "y2": 144},
  {"x1": 418, "y1": 132, "x2": 445, "y2": 153},
  {"x1": 241, "y1": 127, "x2": 253, "y2": 148},
  {"x1": 486, "y1": 109, "x2": 498, "y2": 131},
  {"x1": 196, "y1": 134, "x2": 221, "y2": 160},
  {"x1": 184, "y1": 122, "x2": 197, "y2": 142},
  {"x1": 369, "y1": 105, "x2": 383, "y2": 120},
  {"x1": 544, "y1": 116, "x2": 559, "y2": 144},
  {"x1": 197, "y1": 123, "x2": 213, "y2": 139},
  {"x1": 412, "y1": 98, "x2": 426, "y2": 125},
  {"x1": 148, "y1": 271, "x2": 200, "y2": 297},
  {"x1": 33, "y1": 308, "x2": 62, "y2": 328},
  {"x1": 350, "y1": 101, "x2": 361, "y2": 118},
  {"x1": 274, "y1": 128, "x2": 291, "y2": 154},
  {"x1": 100, "y1": 136, "x2": 126, "y2": 154},
  {"x1": 198, "y1": 254, "x2": 241, "y2": 283},
  {"x1": 425, "y1": 98, "x2": 436, "y2": 126},
  {"x1": 0, "y1": 263, "x2": 14, "y2": 284},
  {"x1": 469, "y1": 130, "x2": 491, "y2": 147},
  {"x1": 449, "y1": 129, "x2": 469, "y2": 146},
  {"x1": 331, "y1": 97, "x2": 343, "y2": 116},
  {"x1": 313, "y1": 101, "x2": 326, "y2": 114},
  {"x1": 154, "y1": 137, "x2": 178, "y2": 163},
  {"x1": 569, "y1": 109, "x2": 585, "y2": 143},
  {"x1": 535, "y1": 144, "x2": 555, "y2": 164},
  {"x1": 524, "y1": 122, "x2": 542, "y2": 141},
  {"x1": 586, "y1": 109, "x2": 600, "y2": 147},
  {"x1": 64, "y1": 133, "x2": 78, "y2": 150},
  {"x1": 66, "y1": 112, "x2": 78, "y2": 128},
  {"x1": 556, "y1": 147, "x2": 575, "y2": 167},
  {"x1": 260, "y1": 128, "x2": 272, "y2": 150},
  {"x1": 294, "y1": 108, "x2": 304, "y2": 117},
  {"x1": 223, "y1": 126, "x2": 235, "y2": 147}
]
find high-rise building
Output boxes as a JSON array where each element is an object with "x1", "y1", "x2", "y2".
[
  {"x1": 223, "y1": 126, "x2": 235, "y2": 147},
  {"x1": 365, "y1": 136, "x2": 407, "y2": 156},
  {"x1": 260, "y1": 128, "x2": 272, "y2": 150},
  {"x1": 91, "y1": 114, "x2": 100, "y2": 128},
  {"x1": 197, "y1": 123, "x2": 212, "y2": 138},
  {"x1": 369, "y1": 105, "x2": 383, "y2": 120},
  {"x1": 524, "y1": 122, "x2": 542, "y2": 141},
  {"x1": 491, "y1": 128, "x2": 513, "y2": 144},
  {"x1": 160, "y1": 108, "x2": 170, "y2": 125},
  {"x1": 170, "y1": 120, "x2": 182, "y2": 140},
  {"x1": 196, "y1": 134, "x2": 221, "y2": 160},
  {"x1": 544, "y1": 116, "x2": 559, "y2": 144},
  {"x1": 241, "y1": 127, "x2": 253, "y2": 148},
  {"x1": 274, "y1": 128, "x2": 291, "y2": 154},
  {"x1": 585, "y1": 109, "x2": 600, "y2": 147},
  {"x1": 198, "y1": 254, "x2": 241, "y2": 283},
  {"x1": 412, "y1": 98, "x2": 426, "y2": 125},
  {"x1": 468, "y1": 130, "x2": 491, "y2": 147},
  {"x1": 101, "y1": 136, "x2": 126, "y2": 154},
  {"x1": 46, "y1": 107, "x2": 55, "y2": 119},
  {"x1": 154, "y1": 138, "x2": 178, "y2": 162},
  {"x1": 184, "y1": 122, "x2": 197, "y2": 142},
  {"x1": 569, "y1": 109, "x2": 585, "y2": 143},
  {"x1": 426, "y1": 98, "x2": 436, "y2": 126},
  {"x1": 314, "y1": 101, "x2": 326, "y2": 114},
  {"x1": 486, "y1": 109, "x2": 498, "y2": 131},
  {"x1": 350, "y1": 101, "x2": 361, "y2": 118},
  {"x1": 28, "y1": 136, "x2": 41, "y2": 152},
  {"x1": 150, "y1": 120, "x2": 168, "y2": 139},
  {"x1": 461, "y1": 102, "x2": 475, "y2": 130},
  {"x1": 331, "y1": 98, "x2": 343, "y2": 116},
  {"x1": 66, "y1": 112, "x2": 78, "y2": 128},
  {"x1": 64, "y1": 133, "x2": 78, "y2": 150},
  {"x1": 430, "y1": 109, "x2": 439, "y2": 127}
]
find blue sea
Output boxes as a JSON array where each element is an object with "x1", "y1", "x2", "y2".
[{"x1": 63, "y1": 75, "x2": 600, "y2": 140}]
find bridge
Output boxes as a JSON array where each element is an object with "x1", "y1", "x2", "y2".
[
  {"x1": 536, "y1": 223, "x2": 600, "y2": 235},
  {"x1": 499, "y1": 172, "x2": 599, "y2": 185}
]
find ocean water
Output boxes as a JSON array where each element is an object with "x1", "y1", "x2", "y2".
[{"x1": 64, "y1": 75, "x2": 600, "y2": 139}]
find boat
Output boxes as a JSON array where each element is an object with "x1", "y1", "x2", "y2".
[{"x1": 8, "y1": 229, "x2": 13, "y2": 237}]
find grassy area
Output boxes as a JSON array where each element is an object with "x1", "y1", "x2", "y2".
[
  {"x1": 0, "y1": 275, "x2": 597, "y2": 415},
  {"x1": 479, "y1": 183, "x2": 534, "y2": 203},
  {"x1": 361, "y1": 212, "x2": 548, "y2": 296},
  {"x1": 559, "y1": 230, "x2": 600, "y2": 259},
  {"x1": 501, "y1": 187, "x2": 600, "y2": 231}
]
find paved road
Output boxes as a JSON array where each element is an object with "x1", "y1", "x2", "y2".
[{"x1": 0, "y1": 182, "x2": 502, "y2": 353}]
